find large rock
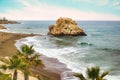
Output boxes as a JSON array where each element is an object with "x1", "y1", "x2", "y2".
[{"x1": 48, "y1": 17, "x2": 86, "y2": 36}]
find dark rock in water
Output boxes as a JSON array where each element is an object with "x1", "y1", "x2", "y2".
[{"x1": 48, "y1": 17, "x2": 86, "y2": 36}]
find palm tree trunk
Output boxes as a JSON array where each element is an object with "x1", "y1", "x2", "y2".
[
  {"x1": 13, "y1": 69, "x2": 17, "y2": 80},
  {"x1": 24, "y1": 72, "x2": 29, "y2": 80}
]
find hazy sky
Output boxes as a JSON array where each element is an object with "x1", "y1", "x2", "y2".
[{"x1": 0, "y1": 0, "x2": 120, "y2": 20}]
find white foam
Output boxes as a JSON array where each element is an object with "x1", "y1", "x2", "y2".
[
  {"x1": 15, "y1": 36, "x2": 120, "y2": 80},
  {"x1": 0, "y1": 29, "x2": 10, "y2": 33},
  {"x1": 106, "y1": 75, "x2": 120, "y2": 80},
  {"x1": 61, "y1": 71, "x2": 79, "y2": 80}
]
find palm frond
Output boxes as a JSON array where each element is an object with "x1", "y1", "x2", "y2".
[
  {"x1": 86, "y1": 66, "x2": 100, "y2": 79},
  {"x1": 0, "y1": 57, "x2": 9, "y2": 64},
  {"x1": 73, "y1": 73, "x2": 86, "y2": 80},
  {"x1": 0, "y1": 71, "x2": 12, "y2": 80},
  {"x1": 17, "y1": 50, "x2": 23, "y2": 57},
  {"x1": 21, "y1": 45, "x2": 35, "y2": 55},
  {"x1": 100, "y1": 71, "x2": 109, "y2": 78},
  {"x1": 30, "y1": 45, "x2": 33, "y2": 50},
  {"x1": 0, "y1": 65, "x2": 8, "y2": 70}
]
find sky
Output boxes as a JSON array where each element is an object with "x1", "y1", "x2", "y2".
[{"x1": 0, "y1": 0, "x2": 120, "y2": 20}]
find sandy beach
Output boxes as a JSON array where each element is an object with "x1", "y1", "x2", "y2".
[
  {"x1": 0, "y1": 25, "x2": 72, "y2": 80},
  {"x1": 0, "y1": 31, "x2": 38, "y2": 56}
]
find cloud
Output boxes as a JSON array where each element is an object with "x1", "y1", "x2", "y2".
[
  {"x1": 74, "y1": 0, "x2": 109, "y2": 6},
  {"x1": 18, "y1": 0, "x2": 31, "y2": 7},
  {"x1": 0, "y1": 0, "x2": 120, "y2": 20},
  {"x1": 17, "y1": 0, "x2": 40, "y2": 7},
  {"x1": 99, "y1": 0, "x2": 109, "y2": 6},
  {"x1": 112, "y1": 0, "x2": 120, "y2": 9},
  {"x1": 113, "y1": 0, "x2": 120, "y2": 6}
]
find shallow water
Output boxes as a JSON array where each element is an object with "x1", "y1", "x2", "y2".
[{"x1": 2, "y1": 21, "x2": 120, "y2": 80}]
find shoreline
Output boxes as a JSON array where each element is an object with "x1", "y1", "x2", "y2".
[
  {"x1": 0, "y1": 30, "x2": 73, "y2": 80},
  {"x1": 15, "y1": 33, "x2": 75, "y2": 80},
  {"x1": 0, "y1": 31, "x2": 40, "y2": 56}
]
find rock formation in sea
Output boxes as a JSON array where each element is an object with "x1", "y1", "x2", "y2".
[
  {"x1": 48, "y1": 17, "x2": 86, "y2": 36},
  {"x1": 0, "y1": 17, "x2": 20, "y2": 24}
]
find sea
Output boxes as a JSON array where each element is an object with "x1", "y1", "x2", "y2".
[{"x1": 1, "y1": 21, "x2": 120, "y2": 80}]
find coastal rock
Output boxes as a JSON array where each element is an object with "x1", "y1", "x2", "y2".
[
  {"x1": 0, "y1": 25, "x2": 6, "y2": 29},
  {"x1": 0, "y1": 17, "x2": 20, "y2": 24},
  {"x1": 48, "y1": 17, "x2": 86, "y2": 36}
]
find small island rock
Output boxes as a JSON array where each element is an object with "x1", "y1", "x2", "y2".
[{"x1": 48, "y1": 17, "x2": 86, "y2": 36}]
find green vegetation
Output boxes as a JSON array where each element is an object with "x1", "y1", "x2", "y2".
[
  {"x1": 0, "y1": 71, "x2": 11, "y2": 80},
  {"x1": 0, "y1": 45, "x2": 44, "y2": 80},
  {"x1": 74, "y1": 66, "x2": 109, "y2": 80},
  {"x1": 0, "y1": 17, "x2": 19, "y2": 24},
  {"x1": 17, "y1": 45, "x2": 44, "y2": 80},
  {"x1": 0, "y1": 55, "x2": 27, "y2": 80}
]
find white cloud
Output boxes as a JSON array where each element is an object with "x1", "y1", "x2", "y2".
[
  {"x1": 0, "y1": 0, "x2": 120, "y2": 20},
  {"x1": 112, "y1": 0, "x2": 120, "y2": 9},
  {"x1": 75, "y1": 0, "x2": 91, "y2": 3},
  {"x1": 113, "y1": 0, "x2": 119, "y2": 6},
  {"x1": 99, "y1": 0, "x2": 109, "y2": 5},
  {"x1": 74, "y1": 0, "x2": 109, "y2": 6},
  {"x1": 18, "y1": 0, "x2": 31, "y2": 7},
  {"x1": 17, "y1": 0, "x2": 40, "y2": 7}
]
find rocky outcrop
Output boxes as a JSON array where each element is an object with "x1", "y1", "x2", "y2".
[
  {"x1": 0, "y1": 17, "x2": 20, "y2": 24},
  {"x1": 48, "y1": 17, "x2": 86, "y2": 36},
  {"x1": 0, "y1": 25, "x2": 6, "y2": 29}
]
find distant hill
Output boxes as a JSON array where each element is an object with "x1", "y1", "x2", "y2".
[{"x1": 0, "y1": 17, "x2": 20, "y2": 24}]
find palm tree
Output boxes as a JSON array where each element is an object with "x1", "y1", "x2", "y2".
[
  {"x1": 74, "y1": 66, "x2": 109, "y2": 80},
  {"x1": 17, "y1": 45, "x2": 44, "y2": 80},
  {"x1": 0, "y1": 55, "x2": 27, "y2": 80},
  {"x1": 87, "y1": 66, "x2": 100, "y2": 80},
  {"x1": 0, "y1": 71, "x2": 12, "y2": 80}
]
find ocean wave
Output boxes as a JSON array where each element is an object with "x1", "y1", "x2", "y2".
[
  {"x1": 101, "y1": 48, "x2": 120, "y2": 51},
  {"x1": 61, "y1": 71, "x2": 79, "y2": 80},
  {"x1": 15, "y1": 36, "x2": 120, "y2": 80},
  {"x1": 106, "y1": 75, "x2": 120, "y2": 80},
  {"x1": 99, "y1": 48, "x2": 120, "y2": 54},
  {"x1": 91, "y1": 34, "x2": 103, "y2": 37},
  {"x1": 78, "y1": 42, "x2": 93, "y2": 46}
]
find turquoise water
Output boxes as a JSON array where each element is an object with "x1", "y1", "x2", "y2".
[{"x1": 2, "y1": 21, "x2": 120, "y2": 80}]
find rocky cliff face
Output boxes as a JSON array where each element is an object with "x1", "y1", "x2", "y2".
[{"x1": 48, "y1": 17, "x2": 86, "y2": 36}]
